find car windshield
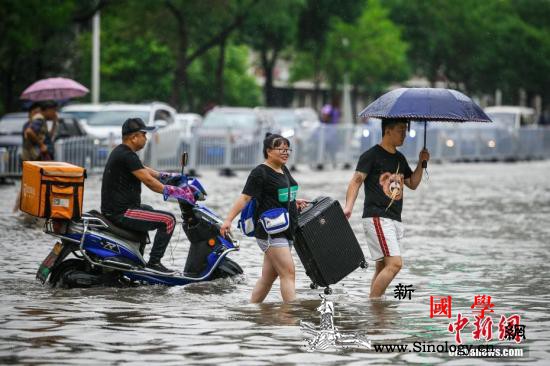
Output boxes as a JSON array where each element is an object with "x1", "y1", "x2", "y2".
[
  {"x1": 63, "y1": 111, "x2": 97, "y2": 122},
  {"x1": 202, "y1": 112, "x2": 257, "y2": 129},
  {"x1": 271, "y1": 112, "x2": 300, "y2": 128},
  {"x1": 0, "y1": 116, "x2": 27, "y2": 134},
  {"x1": 80, "y1": 110, "x2": 150, "y2": 126},
  {"x1": 296, "y1": 109, "x2": 319, "y2": 123},
  {"x1": 486, "y1": 113, "x2": 516, "y2": 129}
]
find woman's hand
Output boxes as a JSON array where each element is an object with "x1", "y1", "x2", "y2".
[
  {"x1": 343, "y1": 206, "x2": 352, "y2": 219},
  {"x1": 296, "y1": 199, "x2": 309, "y2": 212},
  {"x1": 220, "y1": 219, "x2": 232, "y2": 237}
]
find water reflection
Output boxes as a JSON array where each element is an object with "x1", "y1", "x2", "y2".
[{"x1": 230, "y1": 301, "x2": 317, "y2": 327}]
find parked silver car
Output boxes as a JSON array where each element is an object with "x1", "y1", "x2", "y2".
[
  {"x1": 0, "y1": 112, "x2": 86, "y2": 177},
  {"x1": 195, "y1": 107, "x2": 274, "y2": 167},
  {"x1": 152, "y1": 113, "x2": 203, "y2": 168}
]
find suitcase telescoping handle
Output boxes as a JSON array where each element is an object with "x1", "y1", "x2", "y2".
[{"x1": 299, "y1": 200, "x2": 316, "y2": 214}]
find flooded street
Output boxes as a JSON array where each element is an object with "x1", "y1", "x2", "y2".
[{"x1": 1, "y1": 161, "x2": 549, "y2": 365}]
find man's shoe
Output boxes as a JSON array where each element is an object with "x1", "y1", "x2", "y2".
[{"x1": 146, "y1": 261, "x2": 177, "y2": 274}]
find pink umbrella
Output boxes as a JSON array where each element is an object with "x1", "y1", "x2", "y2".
[{"x1": 20, "y1": 77, "x2": 89, "y2": 101}]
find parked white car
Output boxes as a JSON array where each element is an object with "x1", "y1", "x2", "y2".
[
  {"x1": 152, "y1": 113, "x2": 202, "y2": 168},
  {"x1": 294, "y1": 107, "x2": 321, "y2": 130},
  {"x1": 257, "y1": 108, "x2": 301, "y2": 138},
  {"x1": 61, "y1": 102, "x2": 177, "y2": 140},
  {"x1": 484, "y1": 106, "x2": 536, "y2": 130},
  {"x1": 197, "y1": 107, "x2": 274, "y2": 140},
  {"x1": 484, "y1": 106, "x2": 543, "y2": 160}
]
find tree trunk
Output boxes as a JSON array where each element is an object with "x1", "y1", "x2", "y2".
[
  {"x1": 312, "y1": 54, "x2": 321, "y2": 109},
  {"x1": 170, "y1": 39, "x2": 188, "y2": 109},
  {"x1": 1, "y1": 68, "x2": 11, "y2": 113},
  {"x1": 352, "y1": 84, "x2": 359, "y2": 123},
  {"x1": 261, "y1": 48, "x2": 278, "y2": 106},
  {"x1": 166, "y1": 0, "x2": 259, "y2": 109},
  {"x1": 166, "y1": 2, "x2": 188, "y2": 109},
  {"x1": 3, "y1": 54, "x2": 17, "y2": 113},
  {"x1": 215, "y1": 38, "x2": 226, "y2": 105}
]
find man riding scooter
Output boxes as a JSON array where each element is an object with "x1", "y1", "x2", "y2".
[{"x1": 101, "y1": 118, "x2": 194, "y2": 274}]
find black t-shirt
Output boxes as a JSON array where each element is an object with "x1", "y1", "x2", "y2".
[
  {"x1": 356, "y1": 145, "x2": 413, "y2": 222},
  {"x1": 101, "y1": 144, "x2": 145, "y2": 215},
  {"x1": 242, "y1": 164, "x2": 299, "y2": 240}
]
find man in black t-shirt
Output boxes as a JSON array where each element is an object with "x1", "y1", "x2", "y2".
[
  {"x1": 344, "y1": 119, "x2": 430, "y2": 298},
  {"x1": 101, "y1": 118, "x2": 192, "y2": 274}
]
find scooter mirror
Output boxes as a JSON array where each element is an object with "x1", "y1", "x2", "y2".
[{"x1": 181, "y1": 152, "x2": 188, "y2": 167}]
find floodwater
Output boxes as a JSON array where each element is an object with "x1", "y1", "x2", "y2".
[{"x1": 1, "y1": 161, "x2": 549, "y2": 365}]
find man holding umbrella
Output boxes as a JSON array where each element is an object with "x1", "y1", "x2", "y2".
[
  {"x1": 343, "y1": 118, "x2": 429, "y2": 298},
  {"x1": 343, "y1": 87, "x2": 490, "y2": 298}
]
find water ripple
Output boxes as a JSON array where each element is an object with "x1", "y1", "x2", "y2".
[{"x1": 1, "y1": 161, "x2": 549, "y2": 364}]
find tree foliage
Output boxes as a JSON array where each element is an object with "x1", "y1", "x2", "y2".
[
  {"x1": 75, "y1": 11, "x2": 175, "y2": 104},
  {"x1": 325, "y1": 0, "x2": 409, "y2": 94},
  {"x1": 239, "y1": 0, "x2": 305, "y2": 105},
  {"x1": 385, "y1": 0, "x2": 550, "y2": 104},
  {"x1": 293, "y1": 0, "x2": 366, "y2": 104},
  {"x1": 1, "y1": 0, "x2": 550, "y2": 115},
  {"x1": 292, "y1": 0, "x2": 409, "y2": 97},
  {"x1": 74, "y1": 4, "x2": 261, "y2": 111},
  {"x1": 0, "y1": 0, "x2": 79, "y2": 114}
]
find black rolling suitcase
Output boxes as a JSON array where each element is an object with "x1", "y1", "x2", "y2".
[{"x1": 294, "y1": 196, "x2": 367, "y2": 294}]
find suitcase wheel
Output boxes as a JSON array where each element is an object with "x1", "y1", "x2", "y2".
[
  {"x1": 324, "y1": 287, "x2": 332, "y2": 295},
  {"x1": 310, "y1": 282, "x2": 318, "y2": 290},
  {"x1": 360, "y1": 260, "x2": 368, "y2": 269}
]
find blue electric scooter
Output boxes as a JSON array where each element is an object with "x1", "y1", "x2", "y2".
[{"x1": 37, "y1": 153, "x2": 243, "y2": 287}]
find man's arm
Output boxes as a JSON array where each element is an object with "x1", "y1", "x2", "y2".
[
  {"x1": 132, "y1": 168, "x2": 164, "y2": 193},
  {"x1": 48, "y1": 113, "x2": 58, "y2": 138},
  {"x1": 343, "y1": 171, "x2": 366, "y2": 219},
  {"x1": 404, "y1": 149, "x2": 430, "y2": 190},
  {"x1": 143, "y1": 166, "x2": 182, "y2": 183},
  {"x1": 144, "y1": 166, "x2": 160, "y2": 180},
  {"x1": 405, "y1": 165, "x2": 422, "y2": 190}
]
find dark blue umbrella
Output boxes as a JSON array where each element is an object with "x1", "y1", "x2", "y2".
[{"x1": 358, "y1": 88, "x2": 492, "y2": 168}]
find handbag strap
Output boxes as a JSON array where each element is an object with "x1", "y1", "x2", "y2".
[{"x1": 283, "y1": 166, "x2": 291, "y2": 211}]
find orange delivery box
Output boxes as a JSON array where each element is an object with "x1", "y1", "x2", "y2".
[{"x1": 20, "y1": 161, "x2": 86, "y2": 220}]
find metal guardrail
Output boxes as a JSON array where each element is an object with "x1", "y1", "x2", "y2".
[
  {"x1": 2, "y1": 125, "x2": 550, "y2": 178},
  {"x1": 55, "y1": 136, "x2": 112, "y2": 174},
  {"x1": 0, "y1": 146, "x2": 21, "y2": 178}
]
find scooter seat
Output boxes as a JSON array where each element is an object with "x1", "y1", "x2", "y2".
[{"x1": 85, "y1": 210, "x2": 149, "y2": 245}]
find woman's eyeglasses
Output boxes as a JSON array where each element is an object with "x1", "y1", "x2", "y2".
[{"x1": 273, "y1": 148, "x2": 293, "y2": 154}]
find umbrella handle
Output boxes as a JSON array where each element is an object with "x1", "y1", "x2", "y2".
[{"x1": 422, "y1": 121, "x2": 427, "y2": 169}]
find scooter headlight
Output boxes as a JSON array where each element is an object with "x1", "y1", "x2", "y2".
[{"x1": 187, "y1": 177, "x2": 207, "y2": 199}]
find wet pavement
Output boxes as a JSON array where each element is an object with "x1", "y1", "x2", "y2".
[{"x1": 1, "y1": 161, "x2": 549, "y2": 365}]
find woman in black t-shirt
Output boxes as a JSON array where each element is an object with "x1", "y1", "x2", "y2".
[{"x1": 220, "y1": 134, "x2": 307, "y2": 303}]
